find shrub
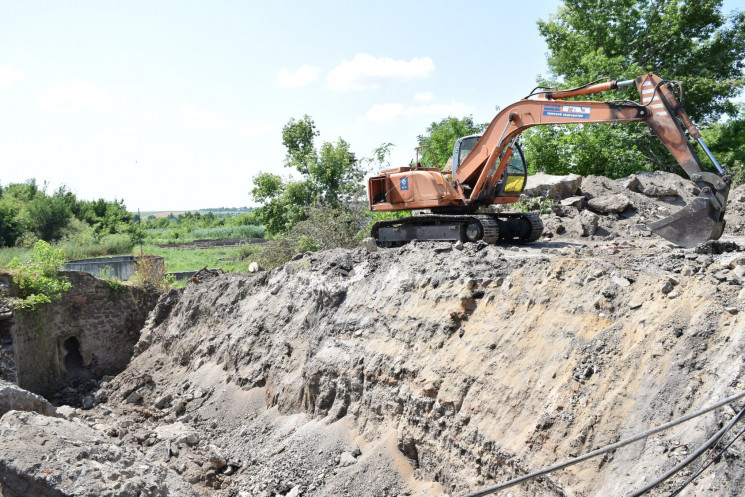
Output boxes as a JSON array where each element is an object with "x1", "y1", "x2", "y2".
[
  {"x1": 6, "y1": 240, "x2": 71, "y2": 310},
  {"x1": 251, "y1": 205, "x2": 365, "y2": 269},
  {"x1": 190, "y1": 225, "x2": 265, "y2": 240},
  {"x1": 129, "y1": 254, "x2": 173, "y2": 293}
]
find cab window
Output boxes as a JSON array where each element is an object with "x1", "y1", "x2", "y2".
[
  {"x1": 501, "y1": 142, "x2": 528, "y2": 195},
  {"x1": 458, "y1": 137, "x2": 479, "y2": 166}
]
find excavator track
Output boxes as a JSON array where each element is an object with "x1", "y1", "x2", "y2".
[
  {"x1": 371, "y1": 212, "x2": 543, "y2": 247},
  {"x1": 474, "y1": 215, "x2": 499, "y2": 244}
]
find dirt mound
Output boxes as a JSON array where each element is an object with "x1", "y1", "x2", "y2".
[
  {"x1": 2, "y1": 171, "x2": 745, "y2": 496},
  {"x1": 75, "y1": 234, "x2": 745, "y2": 496}
]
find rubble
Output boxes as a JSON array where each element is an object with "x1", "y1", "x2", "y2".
[
  {"x1": 523, "y1": 172, "x2": 582, "y2": 199},
  {"x1": 0, "y1": 410, "x2": 199, "y2": 497},
  {"x1": 0, "y1": 380, "x2": 56, "y2": 417},
  {"x1": 2, "y1": 170, "x2": 745, "y2": 496}
]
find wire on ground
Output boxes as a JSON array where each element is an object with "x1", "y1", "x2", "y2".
[
  {"x1": 624, "y1": 404, "x2": 745, "y2": 497},
  {"x1": 462, "y1": 389, "x2": 745, "y2": 497}
]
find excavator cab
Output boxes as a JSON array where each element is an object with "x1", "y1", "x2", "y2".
[{"x1": 453, "y1": 135, "x2": 528, "y2": 196}]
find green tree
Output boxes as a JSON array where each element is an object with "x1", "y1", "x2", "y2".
[
  {"x1": 700, "y1": 103, "x2": 745, "y2": 184},
  {"x1": 417, "y1": 115, "x2": 488, "y2": 169},
  {"x1": 524, "y1": 0, "x2": 745, "y2": 177},
  {"x1": 0, "y1": 195, "x2": 23, "y2": 247},
  {"x1": 72, "y1": 198, "x2": 132, "y2": 235},
  {"x1": 251, "y1": 115, "x2": 364, "y2": 235},
  {"x1": 24, "y1": 187, "x2": 73, "y2": 242}
]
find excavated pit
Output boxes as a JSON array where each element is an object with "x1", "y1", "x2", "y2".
[
  {"x1": 2, "y1": 172, "x2": 745, "y2": 496},
  {"x1": 55, "y1": 240, "x2": 745, "y2": 497}
]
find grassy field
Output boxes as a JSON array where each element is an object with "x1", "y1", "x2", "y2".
[
  {"x1": 142, "y1": 244, "x2": 262, "y2": 273},
  {"x1": 0, "y1": 242, "x2": 264, "y2": 277}
]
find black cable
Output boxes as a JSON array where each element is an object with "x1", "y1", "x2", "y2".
[
  {"x1": 689, "y1": 404, "x2": 742, "y2": 477},
  {"x1": 667, "y1": 410, "x2": 745, "y2": 496},
  {"x1": 624, "y1": 405, "x2": 745, "y2": 497},
  {"x1": 461, "y1": 390, "x2": 745, "y2": 497}
]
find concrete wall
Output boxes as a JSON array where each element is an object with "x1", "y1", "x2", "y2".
[
  {"x1": 9, "y1": 271, "x2": 157, "y2": 397},
  {"x1": 65, "y1": 256, "x2": 164, "y2": 282}
]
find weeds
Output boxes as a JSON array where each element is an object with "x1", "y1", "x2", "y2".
[
  {"x1": 5, "y1": 240, "x2": 71, "y2": 310},
  {"x1": 250, "y1": 205, "x2": 366, "y2": 269},
  {"x1": 98, "y1": 265, "x2": 127, "y2": 296},
  {"x1": 130, "y1": 254, "x2": 173, "y2": 293},
  {"x1": 516, "y1": 197, "x2": 555, "y2": 214}
]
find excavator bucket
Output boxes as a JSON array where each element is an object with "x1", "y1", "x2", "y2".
[
  {"x1": 633, "y1": 74, "x2": 730, "y2": 248},
  {"x1": 647, "y1": 197, "x2": 726, "y2": 248}
]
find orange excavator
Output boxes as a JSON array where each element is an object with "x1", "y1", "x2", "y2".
[{"x1": 367, "y1": 74, "x2": 730, "y2": 248}]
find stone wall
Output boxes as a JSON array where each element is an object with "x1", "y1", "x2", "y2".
[{"x1": 9, "y1": 271, "x2": 156, "y2": 397}]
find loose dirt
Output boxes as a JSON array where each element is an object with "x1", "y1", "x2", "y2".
[{"x1": 3, "y1": 171, "x2": 745, "y2": 497}]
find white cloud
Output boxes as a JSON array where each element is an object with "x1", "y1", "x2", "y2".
[
  {"x1": 327, "y1": 53, "x2": 435, "y2": 91},
  {"x1": 0, "y1": 65, "x2": 25, "y2": 90},
  {"x1": 240, "y1": 120, "x2": 274, "y2": 136},
  {"x1": 179, "y1": 102, "x2": 218, "y2": 121},
  {"x1": 37, "y1": 80, "x2": 121, "y2": 112},
  {"x1": 414, "y1": 91, "x2": 435, "y2": 102},
  {"x1": 277, "y1": 64, "x2": 320, "y2": 88},
  {"x1": 364, "y1": 101, "x2": 472, "y2": 123}
]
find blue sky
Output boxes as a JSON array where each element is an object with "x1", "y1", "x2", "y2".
[{"x1": 0, "y1": 1, "x2": 742, "y2": 211}]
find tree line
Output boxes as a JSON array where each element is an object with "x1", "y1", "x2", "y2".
[{"x1": 0, "y1": 180, "x2": 132, "y2": 248}]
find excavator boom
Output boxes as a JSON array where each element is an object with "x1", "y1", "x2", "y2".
[{"x1": 368, "y1": 74, "x2": 730, "y2": 248}]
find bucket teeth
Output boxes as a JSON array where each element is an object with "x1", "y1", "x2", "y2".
[{"x1": 647, "y1": 197, "x2": 725, "y2": 248}]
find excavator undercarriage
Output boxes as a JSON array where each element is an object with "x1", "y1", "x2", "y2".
[
  {"x1": 372, "y1": 212, "x2": 542, "y2": 247},
  {"x1": 367, "y1": 74, "x2": 730, "y2": 248}
]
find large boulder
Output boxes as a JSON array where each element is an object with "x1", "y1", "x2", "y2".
[
  {"x1": 523, "y1": 173, "x2": 582, "y2": 200},
  {"x1": 577, "y1": 210, "x2": 600, "y2": 236},
  {"x1": 630, "y1": 171, "x2": 690, "y2": 197},
  {"x1": 0, "y1": 410, "x2": 198, "y2": 497},
  {"x1": 587, "y1": 194, "x2": 631, "y2": 214},
  {"x1": 0, "y1": 380, "x2": 55, "y2": 418}
]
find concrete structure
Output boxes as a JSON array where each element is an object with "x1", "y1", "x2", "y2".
[
  {"x1": 65, "y1": 255, "x2": 164, "y2": 282},
  {"x1": 9, "y1": 271, "x2": 156, "y2": 397}
]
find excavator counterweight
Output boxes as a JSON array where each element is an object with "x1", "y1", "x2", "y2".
[{"x1": 368, "y1": 74, "x2": 730, "y2": 248}]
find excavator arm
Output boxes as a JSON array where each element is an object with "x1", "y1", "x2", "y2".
[
  {"x1": 368, "y1": 74, "x2": 730, "y2": 248},
  {"x1": 453, "y1": 74, "x2": 730, "y2": 247}
]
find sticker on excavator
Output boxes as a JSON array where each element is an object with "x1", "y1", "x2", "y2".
[
  {"x1": 400, "y1": 178, "x2": 409, "y2": 190},
  {"x1": 543, "y1": 103, "x2": 591, "y2": 119}
]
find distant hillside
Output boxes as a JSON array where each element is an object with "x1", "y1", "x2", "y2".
[{"x1": 138, "y1": 207, "x2": 254, "y2": 219}]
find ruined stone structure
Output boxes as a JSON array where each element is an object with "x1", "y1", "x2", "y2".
[{"x1": 9, "y1": 271, "x2": 155, "y2": 397}]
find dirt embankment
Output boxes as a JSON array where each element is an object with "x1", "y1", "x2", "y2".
[{"x1": 3, "y1": 172, "x2": 745, "y2": 497}]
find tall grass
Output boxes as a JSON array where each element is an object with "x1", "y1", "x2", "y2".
[
  {"x1": 190, "y1": 225, "x2": 265, "y2": 240},
  {"x1": 0, "y1": 247, "x2": 32, "y2": 267},
  {"x1": 144, "y1": 244, "x2": 260, "y2": 273},
  {"x1": 60, "y1": 233, "x2": 133, "y2": 260},
  {"x1": 144, "y1": 224, "x2": 265, "y2": 244}
]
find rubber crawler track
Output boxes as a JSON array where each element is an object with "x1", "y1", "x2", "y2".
[{"x1": 371, "y1": 212, "x2": 543, "y2": 245}]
